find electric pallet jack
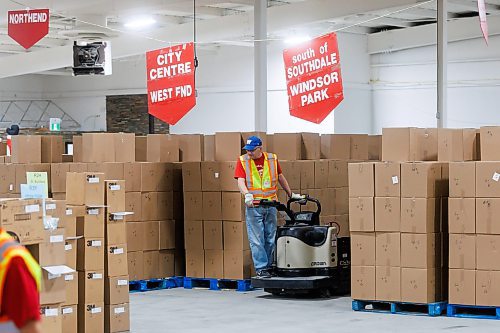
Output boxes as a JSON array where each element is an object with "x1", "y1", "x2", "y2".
[{"x1": 251, "y1": 196, "x2": 350, "y2": 297}]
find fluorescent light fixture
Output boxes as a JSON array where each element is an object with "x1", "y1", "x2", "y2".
[
  {"x1": 124, "y1": 16, "x2": 156, "y2": 29},
  {"x1": 284, "y1": 35, "x2": 311, "y2": 45}
]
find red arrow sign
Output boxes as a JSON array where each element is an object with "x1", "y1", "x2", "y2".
[
  {"x1": 283, "y1": 32, "x2": 344, "y2": 124},
  {"x1": 8, "y1": 9, "x2": 49, "y2": 49},
  {"x1": 146, "y1": 43, "x2": 196, "y2": 125}
]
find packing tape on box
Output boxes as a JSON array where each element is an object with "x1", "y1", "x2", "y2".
[{"x1": 62, "y1": 307, "x2": 73, "y2": 315}]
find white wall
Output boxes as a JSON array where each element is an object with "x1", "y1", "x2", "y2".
[{"x1": 372, "y1": 35, "x2": 500, "y2": 133}]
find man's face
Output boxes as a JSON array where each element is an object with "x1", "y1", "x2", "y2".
[{"x1": 246, "y1": 146, "x2": 262, "y2": 160}]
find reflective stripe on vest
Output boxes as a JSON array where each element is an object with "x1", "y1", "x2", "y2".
[
  {"x1": 0, "y1": 320, "x2": 19, "y2": 333},
  {"x1": 239, "y1": 152, "x2": 278, "y2": 200}
]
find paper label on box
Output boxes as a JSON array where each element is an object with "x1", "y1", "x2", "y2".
[
  {"x1": 62, "y1": 308, "x2": 73, "y2": 315},
  {"x1": 44, "y1": 308, "x2": 58, "y2": 317},
  {"x1": 88, "y1": 208, "x2": 99, "y2": 215},
  {"x1": 65, "y1": 244, "x2": 72, "y2": 251},
  {"x1": 65, "y1": 274, "x2": 74, "y2": 281},
  {"x1": 493, "y1": 173, "x2": 500, "y2": 182},
  {"x1": 214, "y1": 173, "x2": 219, "y2": 178},
  {"x1": 91, "y1": 240, "x2": 102, "y2": 247},
  {"x1": 110, "y1": 185, "x2": 121, "y2": 191},
  {"x1": 50, "y1": 235, "x2": 64, "y2": 243},
  {"x1": 92, "y1": 273, "x2": 103, "y2": 279},
  {"x1": 392, "y1": 176, "x2": 399, "y2": 185},
  {"x1": 87, "y1": 177, "x2": 100, "y2": 184},
  {"x1": 113, "y1": 248, "x2": 124, "y2": 255},
  {"x1": 25, "y1": 204, "x2": 40, "y2": 213},
  {"x1": 114, "y1": 307, "x2": 125, "y2": 314},
  {"x1": 9, "y1": 184, "x2": 13, "y2": 191},
  {"x1": 117, "y1": 279, "x2": 128, "y2": 286},
  {"x1": 91, "y1": 307, "x2": 102, "y2": 314},
  {"x1": 66, "y1": 208, "x2": 73, "y2": 216},
  {"x1": 113, "y1": 214, "x2": 124, "y2": 221},
  {"x1": 46, "y1": 203, "x2": 56, "y2": 210}
]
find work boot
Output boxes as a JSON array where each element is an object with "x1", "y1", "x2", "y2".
[{"x1": 256, "y1": 270, "x2": 272, "y2": 278}]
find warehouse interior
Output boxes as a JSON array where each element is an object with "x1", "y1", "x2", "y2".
[{"x1": 1, "y1": 0, "x2": 500, "y2": 332}]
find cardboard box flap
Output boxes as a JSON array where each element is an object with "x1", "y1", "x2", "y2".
[{"x1": 43, "y1": 265, "x2": 75, "y2": 279}]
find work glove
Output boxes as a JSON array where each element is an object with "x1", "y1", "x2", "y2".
[
  {"x1": 291, "y1": 193, "x2": 305, "y2": 200},
  {"x1": 244, "y1": 193, "x2": 254, "y2": 207}
]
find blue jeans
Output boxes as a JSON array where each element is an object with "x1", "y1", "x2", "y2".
[{"x1": 245, "y1": 206, "x2": 278, "y2": 272}]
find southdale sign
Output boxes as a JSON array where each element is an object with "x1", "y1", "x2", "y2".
[{"x1": 8, "y1": 9, "x2": 49, "y2": 49}]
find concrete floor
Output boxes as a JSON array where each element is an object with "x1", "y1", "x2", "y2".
[{"x1": 130, "y1": 289, "x2": 500, "y2": 333}]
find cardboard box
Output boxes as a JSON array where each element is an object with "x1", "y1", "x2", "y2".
[
  {"x1": 184, "y1": 192, "x2": 203, "y2": 220},
  {"x1": 476, "y1": 270, "x2": 500, "y2": 306},
  {"x1": 215, "y1": 132, "x2": 243, "y2": 162},
  {"x1": 126, "y1": 223, "x2": 143, "y2": 252},
  {"x1": 480, "y1": 126, "x2": 500, "y2": 161},
  {"x1": 298, "y1": 160, "x2": 315, "y2": 190},
  {"x1": 143, "y1": 250, "x2": 159, "y2": 280},
  {"x1": 41, "y1": 135, "x2": 63, "y2": 163},
  {"x1": 76, "y1": 207, "x2": 105, "y2": 238},
  {"x1": 438, "y1": 128, "x2": 477, "y2": 162},
  {"x1": 320, "y1": 134, "x2": 350, "y2": 160},
  {"x1": 105, "y1": 276, "x2": 129, "y2": 305},
  {"x1": 449, "y1": 162, "x2": 476, "y2": 198},
  {"x1": 219, "y1": 162, "x2": 239, "y2": 192},
  {"x1": 40, "y1": 269, "x2": 66, "y2": 305},
  {"x1": 65, "y1": 239, "x2": 77, "y2": 269},
  {"x1": 104, "y1": 180, "x2": 125, "y2": 213},
  {"x1": 204, "y1": 135, "x2": 215, "y2": 161},
  {"x1": 382, "y1": 128, "x2": 438, "y2": 162},
  {"x1": 0, "y1": 164, "x2": 15, "y2": 194},
  {"x1": 178, "y1": 134, "x2": 204, "y2": 162},
  {"x1": 0, "y1": 198, "x2": 44, "y2": 245},
  {"x1": 78, "y1": 302, "x2": 104, "y2": 333},
  {"x1": 375, "y1": 232, "x2": 401, "y2": 266},
  {"x1": 204, "y1": 250, "x2": 224, "y2": 279},
  {"x1": 105, "y1": 303, "x2": 130, "y2": 333},
  {"x1": 114, "y1": 133, "x2": 135, "y2": 162},
  {"x1": 280, "y1": 161, "x2": 301, "y2": 190},
  {"x1": 301, "y1": 133, "x2": 320, "y2": 160},
  {"x1": 449, "y1": 234, "x2": 476, "y2": 269},
  {"x1": 28, "y1": 238, "x2": 65, "y2": 267},
  {"x1": 401, "y1": 162, "x2": 442, "y2": 198},
  {"x1": 476, "y1": 235, "x2": 500, "y2": 270},
  {"x1": 123, "y1": 162, "x2": 141, "y2": 192},
  {"x1": 401, "y1": 198, "x2": 440, "y2": 233},
  {"x1": 141, "y1": 192, "x2": 158, "y2": 221},
  {"x1": 348, "y1": 162, "x2": 375, "y2": 197},
  {"x1": 186, "y1": 249, "x2": 205, "y2": 278},
  {"x1": 61, "y1": 305, "x2": 77, "y2": 333},
  {"x1": 79, "y1": 270, "x2": 104, "y2": 304},
  {"x1": 66, "y1": 172, "x2": 105, "y2": 206},
  {"x1": 449, "y1": 269, "x2": 475, "y2": 306},
  {"x1": 69, "y1": 162, "x2": 88, "y2": 173},
  {"x1": 72, "y1": 136, "x2": 82, "y2": 163},
  {"x1": 125, "y1": 192, "x2": 141, "y2": 222},
  {"x1": 65, "y1": 205, "x2": 84, "y2": 238},
  {"x1": 184, "y1": 220, "x2": 203, "y2": 250},
  {"x1": 375, "y1": 162, "x2": 401, "y2": 197},
  {"x1": 368, "y1": 135, "x2": 382, "y2": 161},
  {"x1": 140, "y1": 162, "x2": 173, "y2": 192},
  {"x1": 375, "y1": 197, "x2": 400, "y2": 232},
  {"x1": 106, "y1": 244, "x2": 128, "y2": 277},
  {"x1": 222, "y1": 192, "x2": 244, "y2": 221},
  {"x1": 40, "y1": 305, "x2": 62, "y2": 333},
  {"x1": 314, "y1": 160, "x2": 329, "y2": 189},
  {"x1": 159, "y1": 250, "x2": 175, "y2": 277},
  {"x1": 201, "y1": 162, "x2": 221, "y2": 191},
  {"x1": 349, "y1": 197, "x2": 374, "y2": 232},
  {"x1": 350, "y1": 134, "x2": 369, "y2": 160},
  {"x1": 327, "y1": 160, "x2": 348, "y2": 188},
  {"x1": 127, "y1": 251, "x2": 144, "y2": 281},
  {"x1": 157, "y1": 220, "x2": 175, "y2": 250},
  {"x1": 11, "y1": 135, "x2": 41, "y2": 164},
  {"x1": 50, "y1": 164, "x2": 70, "y2": 193},
  {"x1": 82, "y1": 133, "x2": 115, "y2": 163},
  {"x1": 272, "y1": 133, "x2": 301, "y2": 161},
  {"x1": 143, "y1": 221, "x2": 160, "y2": 251},
  {"x1": 202, "y1": 192, "x2": 222, "y2": 220},
  {"x1": 476, "y1": 162, "x2": 500, "y2": 198},
  {"x1": 223, "y1": 221, "x2": 249, "y2": 250},
  {"x1": 14, "y1": 163, "x2": 52, "y2": 194},
  {"x1": 147, "y1": 134, "x2": 179, "y2": 162},
  {"x1": 401, "y1": 233, "x2": 441, "y2": 268},
  {"x1": 401, "y1": 268, "x2": 441, "y2": 303},
  {"x1": 448, "y1": 198, "x2": 475, "y2": 234},
  {"x1": 157, "y1": 191, "x2": 173, "y2": 220},
  {"x1": 351, "y1": 232, "x2": 375, "y2": 266},
  {"x1": 351, "y1": 266, "x2": 376, "y2": 301},
  {"x1": 106, "y1": 218, "x2": 126, "y2": 245},
  {"x1": 173, "y1": 191, "x2": 184, "y2": 220},
  {"x1": 135, "y1": 136, "x2": 147, "y2": 162},
  {"x1": 63, "y1": 271, "x2": 78, "y2": 305},
  {"x1": 182, "y1": 162, "x2": 202, "y2": 192},
  {"x1": 475, "y1": 198, "x2": 500, "y2": 234},
  {"x1": 376, "y1": 266, "x2": 401, "y2": 302},
  {"x1": 223, "y1": 250, "x2": 252, "y2": 280},
  {"x1": 203, "y1": 221, "x2": 223, "y2": 250},
  {"x1": 77, "y1": 238, "x2": 104, "y2": 271}
]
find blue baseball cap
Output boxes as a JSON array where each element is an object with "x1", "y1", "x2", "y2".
[{"x1": 243, "y1": 136, "x2": 262, "y2": 151}]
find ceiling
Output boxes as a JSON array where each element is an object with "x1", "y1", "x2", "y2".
[{"x1": 0, "y1": 0, "x2": 498, "y2": 76}]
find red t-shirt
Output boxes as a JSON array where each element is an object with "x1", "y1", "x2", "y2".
[
  {"x1": 1, "y1": 257, "x2": 40, "y2": 329},
  {"x1": 234, "y1": 154, "x2": 282, "y2": 179}
]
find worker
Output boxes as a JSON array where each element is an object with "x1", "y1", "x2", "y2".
[
  {"x1": 235, "y1": 136, "x2": 302, "y2": 278},
  {"x1": 0, "y1": 229, "x2": 42, "y2": 333}
]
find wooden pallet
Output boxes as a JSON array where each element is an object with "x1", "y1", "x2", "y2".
[
  {"x1": 352, "y1": 300, "x2": 446, "y2": 317},
  {"x1": 447, "y1": 304, "x2": 500, "y2": 320},
  {"x1": 183, "y1": 277, "x2": 253, "y2": 292},
  {"x1": 129, "y1": 277, "x2": 184, "y2": 292}
]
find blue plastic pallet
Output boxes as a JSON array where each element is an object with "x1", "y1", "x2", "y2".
[
  {"x1": 447, "y1": 304, "x2": 500, "y2": 320},
  {"x1": 183, "y1": 277, "x2": 253, "y2": 292},
  {"x1": 352, "y1": 300, "x2": 446, "y2": 317},
  {"x1": 129, "y1": 277, "x2": 184, "y2": 292}
]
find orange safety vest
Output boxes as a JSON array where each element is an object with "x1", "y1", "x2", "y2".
[
  {"x1": 240, "y1": 152, "x2": 279, "y2": 200},
  {"x1": 0, "y1": 229, "x2": 41, "y2": 333}
]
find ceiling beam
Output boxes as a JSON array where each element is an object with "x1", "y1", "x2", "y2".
[{"x1": 368, "y1": 14, "x2": 500, "y2": 54}]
